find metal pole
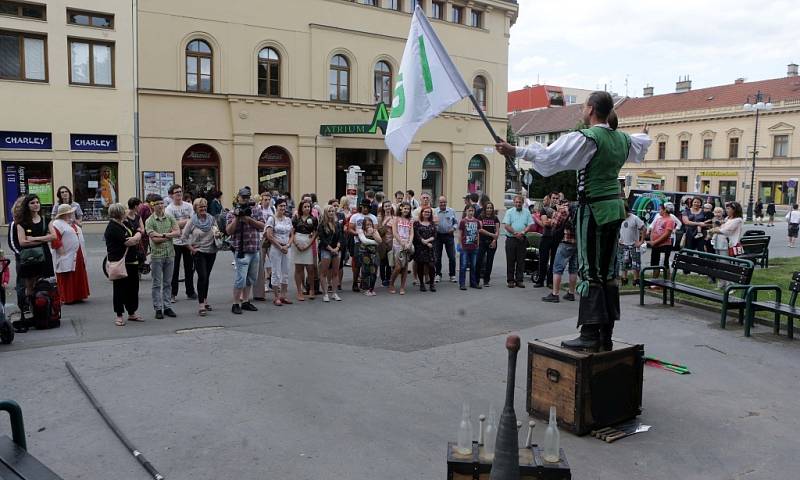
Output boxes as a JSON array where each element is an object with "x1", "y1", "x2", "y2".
[{"x1": 746, "y1": 106, "x2": 760, "y2": 221}]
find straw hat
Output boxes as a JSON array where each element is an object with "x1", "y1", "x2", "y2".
[{"x1": 55, "y1": 203, "x2": 77, "y2": 218}]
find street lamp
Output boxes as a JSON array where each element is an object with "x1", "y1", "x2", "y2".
[{"x1": 742, "y1": 91, "x2": 773, "y2": 221}]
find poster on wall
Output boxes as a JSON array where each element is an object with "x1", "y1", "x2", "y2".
[
  {"x1": 2, "y1": 162, "x2": 54, "y2": 222},
  {"x1": 142, "y1": 171, "x2": 175, "y2": 200},
  {"x1": 73, "y1": 163, "x2": 118, "y2": 221}
]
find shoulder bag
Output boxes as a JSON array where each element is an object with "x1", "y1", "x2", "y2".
[
  {"x1": 107, "y1": 247, "x2": 129, "y2": 281},
  {"x1": 20, "y1": 245, "x2": 46, "y2": 266}
]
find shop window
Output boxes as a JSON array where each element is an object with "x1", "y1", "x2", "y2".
[
  {"x1": 257, "y1": 47, "x2": 280, "y2": 97},
  {"x1": 467, "y1": 155, "x2": 486, "y2": 196},
  {"x1": 69, "y1": 38, "x2": 113, "y2": 86},
  {"x1": 2, "y1": 162, "x2": 53, "y2": 222},
  {"x1": 182, "y1": 144, "x2": 220, "y2": 200},
  {"x1": 0, "y1": 1, "x2": 45, "y2": 20},
  {"x1": 329, "y1": 54, "x2": 350, "y2": 102},
  {"x1": 718, "y1": 180, "x2": 737, "y2": 203},
  {"x1": 759, "y1": 181, "x2": 796, "y2": 205},
  {"x1": 374, "y1": 60, "x2": 392, "y2": 105},
  {"x1": 0, "y1": 30, "x2": 46, "y2": 81},
  {"x1": 67, "y1": 8, "x2": 113, "y2": 28},
  {"x1": 73, "y1": 163, "x2": 117, "y2": 221},
  {"x1": 473, "y1": 75, "x2": 487, "y2": 111},
  {"x1": 186, "y1": 39, "x2": 212, "y2": 93},
  {"x1": 422, "y1": 153, "x2": 444, "y2": 199},
  {"x1": 258, "y1": 146, "x2": 291, "y2": 196}
]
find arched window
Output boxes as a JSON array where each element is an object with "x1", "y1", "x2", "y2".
[
  {"x1": 374, "y1": 61, "x2": 392, "y2": 105},
  {"x1": 473, "y1": 75, "x2": 487, "y2": 111},
  {"x1": 422, "y1": 153, "x2": 444, "y2": 199},
  {"x1": 468, "y1": 155, "x2": 487, "y2": 196},
  {"x1": 186, "y1": 39, "x2": 212, "y2": 93},
  {"x1": 329, "y1": 54, "x2": 350, "y2": 102},
  {"x1": 258, "y1": 47, "x2": 280, "y2": 97}
]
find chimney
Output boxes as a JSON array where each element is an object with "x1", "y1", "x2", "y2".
[
  {"x1": 643, "y1": 86, "x2": 654, "y2": 97},
  {"x1": 788, "y1": 63, "x2": 798, "y2": 77},
  {"x1": 675, "y1": 76, "x2": 692, "y2": 93},
  {"x1": 734, "y1": 78, "x2": 745, "y2": 84}
]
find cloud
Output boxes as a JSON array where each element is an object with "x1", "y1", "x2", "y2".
[{"x1": 508, "y1": 0, "x2": 798, "y2": 96}]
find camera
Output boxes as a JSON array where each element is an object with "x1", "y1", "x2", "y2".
[{"x1": 233, "y1": 200, "x2": 255, "y2": 217}]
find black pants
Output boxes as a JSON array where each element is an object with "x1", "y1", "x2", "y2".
[
  {"x1": 193, "y1": 252, "x2": 217, "y2": 303},
  {"x1": 505, "y1": 236, "x2": 527, "y2": 283},
  {"x1": 113, "y1": 263, "x2": 140, "y2": 316},
  {"x1": 434, "y1": 233, "x2": 456, "y2": 278},
  {"x1": 476, "y1": 240, "x2": 497, "y2": 283},
  {"x1": 650, "y1": 245, "x2": 672, "y2": 270},
  {"x1": 380, "y1": 255, "x2": 392, "y2": 283},
  {"x1": 172, "y1": 245, "x2": 196, "y2": 297},
  {"x1": 538, "y1": 236, "x2": 557, "y2": 285}
]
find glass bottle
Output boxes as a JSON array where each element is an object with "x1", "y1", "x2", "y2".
[
  {"x1": 484, "y1": 403, "x2": 497, "y2": 458},
  {"x1": 543, "y1": 406, "x2": 560, "y2": 463},
  {"x1": 456, "y1": 402, "x2": 473, "y2": 455}
]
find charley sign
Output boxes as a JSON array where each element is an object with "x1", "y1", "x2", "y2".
[
  {"x1": 0, "y1": 131, "x2": 52, "y2": 150},
  {"x1": 70, "y1": 134, "x2": 118, "y2": 152},
  {"x1": 319, "y1": 102, "x2": 389, "y2": 136}
]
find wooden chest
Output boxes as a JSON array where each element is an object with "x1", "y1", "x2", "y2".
[
  {"x1": 446, "y1": 442, "x2": 571, "y2": 480},
  {"x1": 526, "y1": 336, "x2": 644, "y2": 436}
]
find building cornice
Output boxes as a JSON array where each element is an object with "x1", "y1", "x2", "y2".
[{"x1": 619, "y1": 99, "x2": 800, "y2": 127}]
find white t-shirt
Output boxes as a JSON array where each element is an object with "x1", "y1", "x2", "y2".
[
  {"x1": 619, "y1": 213, "x2": 644, "y2": 246},
  {"x1": 787, "y1": 210, "x2": 800, "y2": 224},
  {"x1": 349, "y1": 213, "x2": 377, "y2": 243},
  {"x1": 266, "y1": 215, "x2": 293, "y2": 245},
  {"x1": 165, "y1": 201, "x2": 194, "y2": 246}
]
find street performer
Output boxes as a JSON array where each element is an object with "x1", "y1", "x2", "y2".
[{"x1": 496, "y1": 91, "x2": 651, "y2": 351}]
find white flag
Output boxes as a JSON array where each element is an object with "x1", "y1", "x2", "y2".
[{"x1": 385, "y1": 5, "x2": 472, "y2": 162}]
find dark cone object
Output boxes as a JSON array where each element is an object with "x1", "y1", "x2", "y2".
[{"x1": 490, "y1": 335, "x2": 521, "y2": 480}]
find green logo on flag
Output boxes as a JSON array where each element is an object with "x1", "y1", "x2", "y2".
[{"x1": 418, "y1": 35, "x2": 434, "y2": 94}]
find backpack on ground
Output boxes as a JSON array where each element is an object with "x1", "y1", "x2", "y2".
[{"x1": 31, "y1": 277, "x2": 61, "y2": 330}]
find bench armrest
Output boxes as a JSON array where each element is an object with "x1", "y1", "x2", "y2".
[
  {"x1": 640, "y1": 266, "x2": 665, "y2": 278},
  {"x1": 723, "y1": 284, "x2": 751, "y2": 302},
  {"x1": 745, "y1": 285, "x2": 782, "y2": 304}
]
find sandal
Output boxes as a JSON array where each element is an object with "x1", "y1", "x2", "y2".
[
  {"x1": 127, "y1": 314, "x2": 145, "y2": 322},
  {"x1": 273, "y1": 298, "x2": 283, "y2": 306},
  {"x1": 399, "y1": 289, "x2": 406, "y2": 295},
  {"x1": 115, "y1": 317, "x2": 126, "y2": 327},
  {"x1": 199, "y1": 308, "x2": 207, "y2": 317},
  {"x1": 280, "y1": 297, "x2": 293, "y2": 305},
  {"x1": 204, "y1": 304, "x2": 213, "y2": 311},
  {"x1": 389, "y1": 287, "x2": 396, "y2": 294},
  {"x1": 296, "y1": 294, "x2": 305, "y2": 302}
]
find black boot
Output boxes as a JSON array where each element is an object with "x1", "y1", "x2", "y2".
[
  {"x1": 600, "y1": 321, "x2": 615, "y2": 352},
  {"x1": 561, "y1": 325, "x2": 601, "y2": 352}
]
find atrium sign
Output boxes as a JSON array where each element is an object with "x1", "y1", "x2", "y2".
[{"x1": 319, "y1": 102, "x2": 389, "y2": 136}]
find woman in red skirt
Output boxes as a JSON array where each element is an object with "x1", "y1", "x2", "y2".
[{"x1": 50, "y1": 204, "x2": 90, "y2": 304}]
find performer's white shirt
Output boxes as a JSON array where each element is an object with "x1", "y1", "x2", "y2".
[{"x1": 514, "y1": 124, "x2": 652, "y2": 177}]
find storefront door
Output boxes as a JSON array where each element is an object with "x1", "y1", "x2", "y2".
[
  {"x1": 467, "y1": 155, "x2": 486, "y2": 197},
  {"x1": 335, "y1": 149, "x2": 384, "y2": 199},
  {"x1": 258, "y1": 146, "x2": 291, "y2": 195},
  {"x1": 718, "y1": 180, "x2": 737, "y2": 203},
  {"x1": 422, "y1": 153, "x2": 444, "y2": 199},
  {"x1": 182, "y1": 144, "x2": 220, "y2": 200}
]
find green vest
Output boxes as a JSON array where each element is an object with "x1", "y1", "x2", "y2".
[{"x1": 578, "y1": 126, "x2": 631, "y2": 225}]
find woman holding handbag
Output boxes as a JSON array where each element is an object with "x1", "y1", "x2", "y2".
[
  {"x1": 712, "y1": 202, "x2": 744, "y2": 288},
  {"x1": 104, "y1": 203, "x2": 143, "y2": 326},
  {"x1": 16, "y1": 194, "x2": 55, "y2": 297}
]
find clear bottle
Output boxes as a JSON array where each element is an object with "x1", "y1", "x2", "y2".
[
  {"x1": 456, "y1": 402, "x2": 473, "y2": 455},
  {"x1": 543, "y1": 406, "x2": 560, "y2": 463},
  {"x1": 484, "y1": 403, "x2": 497, "y2": 458}
]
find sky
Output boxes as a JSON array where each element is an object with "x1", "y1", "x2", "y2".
[{"x1": 508, "y1": 0, "x2": 800, "y2": 97}]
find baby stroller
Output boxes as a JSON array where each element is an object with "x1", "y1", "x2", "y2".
[
  {"x1": 524, "y1": 232, "x2": 542, "y2": 284},
  {"x1": 0, "y1": 258, "x2": 13, "y2": 344}
]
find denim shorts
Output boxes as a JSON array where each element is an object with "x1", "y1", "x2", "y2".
[
  {"x1": 233, "y1": 251, "x2": 259, "y2": 289},
  {"x1": 320, "y1": 249, "x2": 340, "y2": 261},
  {"x1": 552, "y1": 242, "x2": 578, "y2": 275}
]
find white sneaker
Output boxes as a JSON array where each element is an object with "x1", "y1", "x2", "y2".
[
  {"x1": 449, "y1": 276, "x2": 457, "y2": 283},
  {"x1": 323, "y1": 294, "x2": 330, "y2": 302},
  {"x1": 333, "y1": 293, "x2": 342, "y2": 301},
  {"x1": 435, "y1": 275, "x2": 441, "y2": 283}
]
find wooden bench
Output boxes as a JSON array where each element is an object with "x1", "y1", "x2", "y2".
[
  {"x1": 639, "y1": 249, "x2": 755, "y2": 327},
  {"x1": 738, "y1": 235, "x2": 770, "y2": 268},
  {"x1": 0, "y1": 400, "x2": 63, "y2": 479},
  {"x1": 742, "y1": 272, "x2": 800, "y2": 338}
]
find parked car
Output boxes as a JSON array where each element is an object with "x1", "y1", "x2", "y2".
[{"x1": 627, "y1": 189, "x2": 723, "y2": 223}]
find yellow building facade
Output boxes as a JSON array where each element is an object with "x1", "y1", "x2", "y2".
[
  {"x1": 618, "y1": 75, "x2": 800, "y2": 207},
  {"x1": 137, "y1": 0, "x2": 518, "y2": 207},
  {"x1": 0, "y1": 0, "x2": 135, "y2": 224}
]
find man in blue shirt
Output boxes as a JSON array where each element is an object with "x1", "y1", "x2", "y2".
[
  {"x1": 503, "y1": 195, "x2": 532, "y2": 287},
  {"x1": 434, "y1": 196, "x2": 458, "y2": 283}
]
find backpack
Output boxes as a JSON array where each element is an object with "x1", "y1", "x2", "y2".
[{"x1": 31, "y1": 278, "x2": 61, "y2": 330}]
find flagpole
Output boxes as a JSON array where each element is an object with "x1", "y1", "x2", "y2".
[{"x1": 467, "y1": 94, "x2": 517, "y2": 182}]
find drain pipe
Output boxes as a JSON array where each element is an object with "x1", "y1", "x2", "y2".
[{"x1": 132, "y1": 0, "x2": 141, "y2": 195}]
